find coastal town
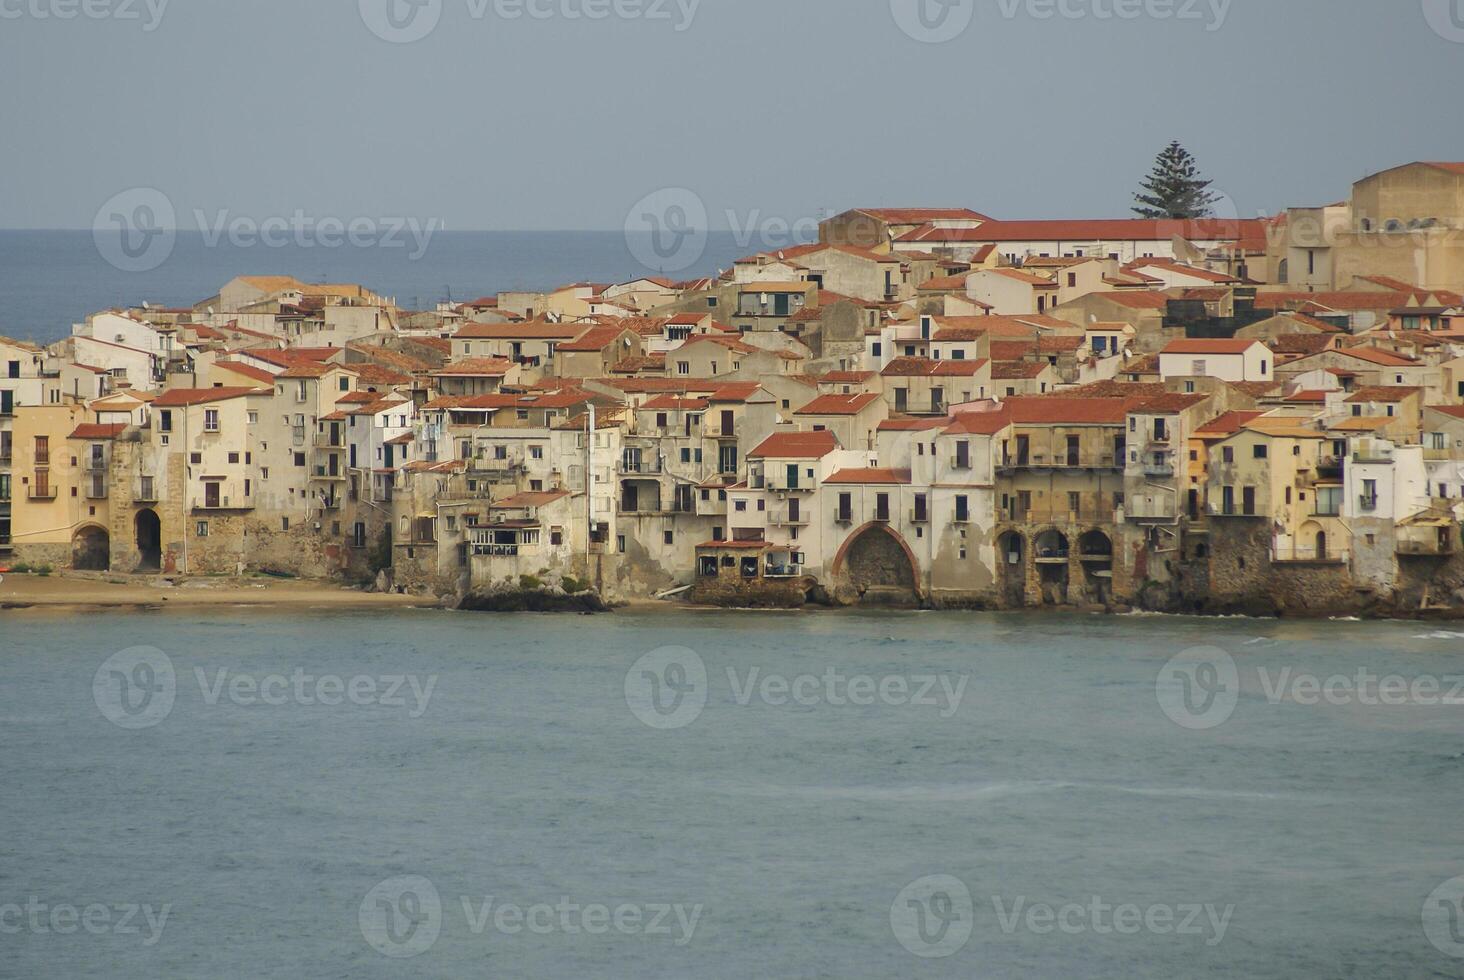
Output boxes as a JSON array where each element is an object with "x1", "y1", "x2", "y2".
[{"x1": 4, "y1": 160, "x2": 1464, "y2": 615}]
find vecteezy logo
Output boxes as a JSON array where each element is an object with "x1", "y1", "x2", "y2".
[
  {"x1": 1424, "y1": 875, "x2": 1464, "y2": 958},
  {"x1": 359, "y1": 0, "x2": 442, "y2": 43},
  {"x1": 92, "y1": 188, "x2": 176, "y2": 273},
  {"x1": 625, "y1": 646, "x2": 708, "y2": 730},
  {"x1": 1422, "y1": 0, "x2": 1464, "y2": 42},
  {"x1": 359, "y1": 876, "x2": 442, "y2": 958},
  {"x1": 890, "y1": 875, "x2": 974, "y2": 959},
  {"x1": 1156, "y1": 646, "x2": 1239, "y2": 730},
  {"x1": 93, "y1": 646, "x2": 176, "y2": 729},
  {"x1": 624, "y1": 188, "x2": 708, "y2": 275},
  {"x1": 889, "y1": 0, "x2": 974, "y2": 43}
]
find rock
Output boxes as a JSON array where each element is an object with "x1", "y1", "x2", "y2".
[{"x1": 374, "y1": 569, "x2": 393, "y2": 594}]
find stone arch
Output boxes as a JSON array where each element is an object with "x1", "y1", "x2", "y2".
[
  {"x1": 996, "y1": 530, "x2": 1026, "y2": 606},
  {"x1": 71, "y1": 524, "x2": 110, "y2": 571},
  {"x1": 1032, "y1": 528, "x2": 1070, "y2": 605},
  {"x1": 831, "y1": 523, "x2": 920, "y2": 604},
  {"x1": 1077, "y1": 529, "x2": 1114, "y2": 603},
  {"x1": 1299, "y1": 520, "x2": 1325, "y2": 560},
  {"x1": 134, "y1": 509, "x2": 161, "y2": 571}
]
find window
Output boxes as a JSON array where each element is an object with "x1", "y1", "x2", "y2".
[
  {"x1": 1222, "y1": 446, "x2": 1234, "y2": 463},
  {"x1": 955, "y1": 495, "x2": 969, "y2": 523},
  {"x1": 159, "y1": 410, "x2": 172, "y2": 433},
  {"x1": 281, "y1": 517, "x2": 290, "y2": 531},
  {"x1": 663, "y1": 531, "x2": 674, "y2": 545},
  {"x1": 228, "y1": 452, "x2": 240, "y2": 464},
  {"x1": 247, "y1": 411, "x2": 258, "y2": 424},
  {"x1": 294, "y1": 452, "x2": 306, "y2": 467},
  {"x1": 196, "y1": 521, "x2": 209, "y2": 537},
  {"x1": 1253, "y1": 445, "x2": 1267, "y2": 459},
  {"x1": 204, "y1": 409, "x2": 220, "y2": 432},
  {"x1": 677, "y1": 362, "x2": 690, "y2": 376}
]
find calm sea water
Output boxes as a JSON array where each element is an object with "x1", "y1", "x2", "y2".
[
  {"x1": 0, "y1": 230, "x2": 757, "y2": 346},
  {"x1": 2, "y1": 609, "x2": 1463, "y2": 978}
]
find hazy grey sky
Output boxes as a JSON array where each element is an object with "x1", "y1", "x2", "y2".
[{"x1": 2, "y1": 0, "x2": 1461, "y2": 231}]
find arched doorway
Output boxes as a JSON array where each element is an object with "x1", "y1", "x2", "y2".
[
  {"x1": 1078, "y1": 530, "x2": 1114, "y2": 602},
  {"x1": 996, "y1": 530, "x2": 1026, "y2": 606},
  {"x1": 71, "y1": 525, "x2": 110, "y2": 571},
  {"x1": 134, "y1": 509, "x2": 161, "y2": 571},
  {"x1": 1315, "y1": 530, "x2": 1328, "y2": 560},
  {"x1": 1033, "y1": 529, "x2": 1070, "y2": 605},
  {"x1": 832, "y1": 524, "x2": 919, "y2": 605}
]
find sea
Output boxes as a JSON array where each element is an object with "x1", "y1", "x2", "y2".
[
  {"x1": 0, "y1": 230, "x2": 766, "y2": 347},
  {"x1": 2, "y1": 607, "x2": 1463, "y2": 978}
]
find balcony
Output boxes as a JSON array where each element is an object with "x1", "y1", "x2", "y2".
[
  {"x1": 27, "y1": 485, "x2": 57, "y2": 500},
  {"x1": 910, "y1": 509, "x2": 930, "y2": 523},
  {"x1": 765, "y1": 563, "x2": 804, "y2": 579},
  {"x1": 1142, "y1": 460, "x2": 1175, "y2": 477},
  {"x1": 834, "y1": 511, "x2": 854, "y2": 526},
  {"x1": 997, "y1": 453, "x2": 1120, "y2": 473},
  {"x1": 1398, "y1": 535, "x2": 1455, "y2": 557},
  {"x1": 771, "y1": 507, "x2": 810, "y2": 527},
  {"x1": 134, "y1": 480, "x2": 159, "y2": 503},
  {"x1": 84, "y1": 458, "x2": 108, "y2": 473},
  {"x1": 618, "y1": 458, "x2": 664, "y2": 475},
  {"x1": 472, "y1": 457, "x2": 525, "y2": 474},
  {"x1": 1358, "y1": 494, "x2": 1379, "y2": 512},
  {"x1": 86, "y1": 484, "x2": 107, "y2": 500},
  {"x1": 313, "y1": 466, "x2": 347, "y2": 481},
  {"x1": 1004, "y1": 508, "x2": 1119, "y2": 525},
  {"x1": 1315, "y1": 456, "x2": 1344, "y2": 479},
  {"x1": 0, "y1": 455, "x2": 10, "y2": 468},
  {"x1": 1272, "y1": 546, "x2": 1346, "y2": 564}
]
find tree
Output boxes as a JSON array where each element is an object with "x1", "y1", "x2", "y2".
[{"x1": 1132, "y1": 141, "x2": 1222, "y2": 219}]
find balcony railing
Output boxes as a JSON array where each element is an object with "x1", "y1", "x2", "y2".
[
  {"x1": 765, "y1": 564, "x2": 803, "y2": 579},
  {"x1": 619, "y1": 458, "x2": 664, "y2": 475},
  {"x1": 27, "y1": 485, "x2": 57, "y2": 500},
  {"x1": 1272, "y1": 546, "x2": 1347, "y2": 563},
  {"x1": 998, "y1": 453, "x2": 1121, "y2": 472},
  {"x1": 134, "y1": 480, "x2": 159, "y2": 503},
  {"x1": 1004, "y1": 508, "x2": 1119, "y2": 524},
  {"x1": 771, "y1": 508, "x2": 810, "y2": 526},
  {"x1": 1398, "y1": 538, "x2": 1456, "y2": 556},
  {"x1": 1359, "y1": 494, "x2": 1379, "y2": 512}
]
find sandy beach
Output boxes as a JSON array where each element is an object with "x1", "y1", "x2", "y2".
[{"x1": 0, "y1": 571, "x2": 438, "y2": 612}]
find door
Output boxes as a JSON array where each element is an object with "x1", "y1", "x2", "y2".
[
  {"x1": 786, "y1": 464, "x2": 799, "y2": 490},
  {"x1": 205, "y1": 482, "x2": 220, "y2": 508},
  {"x1": 721, "y1": 410, "x2": 734, "y2": 437},
  {"x1": 1066, "y1": 435, "x2": 1080, "y2": 467},
  {"x1": 1016, "y1": 436, "x2": 1030, "y2": 465}
]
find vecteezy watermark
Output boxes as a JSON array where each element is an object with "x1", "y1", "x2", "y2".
[
  {"x1": 890, "y1": 0, "x2": 1231, "y2": 43},
  {"x1": 0, "y1": 898, "x2": 171, "y2": 946},
  {"x1": 622, "y1": 187, "x2": 823, "y2": 276},
  {"x1": 989, "y1": 895, "x2": 1233, "y2": 946},
  {"x1": 92, "y1": 188, "x2": 443, "y2": 272},
  {"x1": 0, "y1": 0, "x2": 169, "y2": 30},
  {"x1": 92, "y1": 188, "x2": 176, "y2": 274},
  {"x1": 1423, "y1": 874, "x2": 1464, "y2": 958},
  {"x1": 93, "y1": 648, "x2": 438, "y2": 728},
  {"x1": 624, "y1": 647, "x2": 969, "y2": 730},
  {"x1": 890, "y1": 876, "x2": 1234, "y2": 958},
  {"x1": 1157, "y1": 646, "x2": 1464, "y2": 730},
  {"x1": 359, "y1": 0, "x2": 700, "y2": 44},
  {"x1": 359, "y1": 876, "x2": 703, "y2": 958},
  {"x1": 890, "y1": 875, "x2": 974, "y2": 959},
  {"x1": 1156, "y1": 646, "x2": 1240, "y2": 731},
  {"x1": 1422, "y1": 0, "x2": 1464, "y2": 43}
]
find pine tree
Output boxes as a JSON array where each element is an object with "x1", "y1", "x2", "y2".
[{"x1": 1132, "y1": 142, "x2": 1221, "y2": 219}]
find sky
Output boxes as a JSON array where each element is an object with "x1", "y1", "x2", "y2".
[{"x1": 1, "y1": 0, "x2": 1462, "y2": 232}]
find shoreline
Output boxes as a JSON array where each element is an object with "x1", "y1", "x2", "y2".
[{"x1": 3, "y1": 572, "x2": 1463, "y2": 622}]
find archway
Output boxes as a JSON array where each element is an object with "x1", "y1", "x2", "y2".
[
  {"x1": 1315, "y1": 530, "x2": 1328, "y2": 560},
  {"x1": 71, "y1": 525, "x2": 110, "y2": 571},
  {"x1": 134, "y1": 509, "x2": 161, "y2": 571},
  {"x1": 996, "y1": 530, "x2": 1026, "y2": 606},
  {"x1": 1033, "y1": 529, "x2": 1070, "y2": 605},
  {"x1": 1078, "y1": 530, "x2": 1114, "y2": 603},
  {"x1": 832, "y1": 523, "x2": 919, "y2": 605}
]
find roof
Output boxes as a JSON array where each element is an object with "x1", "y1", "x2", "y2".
[
  {"x1": 824, "y1": 468, "x2": 912, "y2": 485},
  {"x1": 1195, "y1": 411, "x2": 1266, "y2": 436},
  {"x1": 852, "y1": 207, "x2": 992, "y2": 223},
  {"x1": 431, "y1": 358, "x2": 515, "y2": 377},
  {"x1": 794, "y1": 393, "x2": 882, "y2": 416},
  {"x1": 898, "y1": 217, "x2": 1266, "y2": 244},
  {"x1": 748, "y1": 430, "x2": 840, "y2": 459},
  {"x1": 152, "y1": 386, "x2": 261, "y2": 408},
  {"x1": 1098, "y1": 291, "x2": 1172, "y2": 311},
  {"x1": 492, "y1": 490, "x2": 571, "y2": 509},
  {"x1": 557, "y1": 324, "x2": 635, "y2": 352},
  {"x1": 214, "y1": 360, "x2": 277, "y2": 384},
  {"x1": 881, "y1": 357, "x2": 987, "y2": 378},
  {"x1": 640, "y1": 395, "x2": 710, "y2": 411},
  {"x1": 1345, "y1": 385, "x2": 1421, "y2": 403},
  {"x1": 1162, "y1": 339, "x2": 1263, "y2": 355},
  {"x1": 1329, "y1": 416, "x2": 1393, "y2": 432},
  {"x1": 992, "y1": 361, "x2": 1052, "y2": 380},
  {"x1": 1337, "y1": 347, "x2": 1419, "y2": 367},
  {"x1": 1003, "y1": 396, "x2": 1134, "y2": 425},
  {"x1": 454, "y1": 321, "x2": 583, "y2": 340},
  {"x1": 69, "y1": 423, "x2": 127, "y2": 440}
]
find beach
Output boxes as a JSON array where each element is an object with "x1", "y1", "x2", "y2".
[{"x1": 0, "y1": 571, "x2": 436, "y2": 612}]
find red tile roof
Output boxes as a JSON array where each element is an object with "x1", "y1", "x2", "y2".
[
  {"x1": 824, "y1": 468, "x2": 911, "y2": 485},
  {"x1": 152, "y1": 386, "x2": 261, "y2": 407},
  {"x1": 1162, "y1": 339, "x2": 1264, "y2": 355},
  {"x1": 749, "y1": 430, "x2": 840, "y2": 459},
  {"x1": 794, "y1": 393, "x2": 882, "y2": 416},
  {"x1": 69, "y1": 423, "x2": 127, "y2": 440}
]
